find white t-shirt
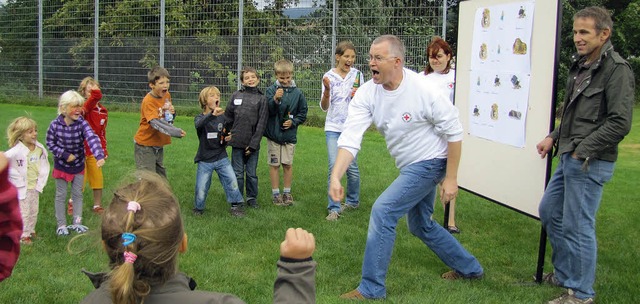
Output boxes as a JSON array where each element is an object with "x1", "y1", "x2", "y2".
[
  {"x1": 423, "y1": 69, "x2": 455, "y2": 103},
  {"x1": 338, "y1": 68, "x2": 462, "y2": 169},
  {"x1": 321, "y1": 68, "x2": 364, "y2": 132}
]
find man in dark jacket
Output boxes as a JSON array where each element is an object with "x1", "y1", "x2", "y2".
[{"x1": 536, "y1": 6, "x2": 635, "y2": 304}]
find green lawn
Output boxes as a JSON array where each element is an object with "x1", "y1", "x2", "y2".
[{"x1": 0, "y1": 103, "x2": 638, "y2": 303}]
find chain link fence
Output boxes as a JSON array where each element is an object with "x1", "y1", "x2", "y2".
[{"x1": 0, "y1": 0, "x2": 446, "y2": 109}]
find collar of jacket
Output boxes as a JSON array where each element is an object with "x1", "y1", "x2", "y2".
[
  {"x1": 570, "y1": 40, "x2": 614, "y2": 70},
  {"x1": 241, "y1": 85, "x2": 263, "y2": 94},
  {"x1": 274, "y1": 79, "x2": 297, "y2": 88}
]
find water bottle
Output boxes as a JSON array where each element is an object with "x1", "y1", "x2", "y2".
[{"x1": 164, "y1": 100, "x2": 174, "y2": 124}]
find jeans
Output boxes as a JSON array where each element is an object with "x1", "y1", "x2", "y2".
[
  {"x1": 231, "y1": 147, "x2": 259, "y2": 201},
  {"x1": 357, "y1": 159, "x2": 483, "y2": 299},
  {"x1": 539, "y1": 153, "x2": 614, "y2": 299},
  {"x1": 326, "y1": 131, "x2": 360, "y2": 212},
  {"x1": 194, "y1": 158, "x2": 244, "y2": 210}
]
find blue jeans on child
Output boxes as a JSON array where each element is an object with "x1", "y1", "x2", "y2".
[
  {"x1": 231, "y1": 147, "x2": 259, "y2": 202},
  {"x1": 539, "y1": 153, "x2": 614, "y2": 299},
  {"x1": 194, "y1": 157, "x2": 244, "y2": 211},
  {"x1": 326, "y1": 131, "x2": 360, "y2": 212},
  {"x1": 356, "y1": 158, "x2": 483, "y2": 299}
]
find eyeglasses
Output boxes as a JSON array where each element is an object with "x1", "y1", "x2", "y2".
[{"x1": 368, "y1": 55, "x2": 398, "y2": 63}]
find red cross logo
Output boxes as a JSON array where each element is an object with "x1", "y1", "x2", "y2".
[{"x1": 402, "y1": 112, "x2": 412, "y2": 122}]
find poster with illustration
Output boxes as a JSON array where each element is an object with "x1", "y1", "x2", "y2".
[{"x1": 468, "y1": 1, "x2": 534, "y2": 147}]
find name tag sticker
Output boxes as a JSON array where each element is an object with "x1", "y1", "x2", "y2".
[
  {"x1": 234, "y1": 99, "x2": 242, "y2": 105},
  {"x1": 207, "y1": 132, "x2": 218, "y2": 139}
]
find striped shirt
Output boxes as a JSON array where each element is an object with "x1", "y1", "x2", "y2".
[{"x1": 46, "y1": 115, "x2": 104, "y2": 174}]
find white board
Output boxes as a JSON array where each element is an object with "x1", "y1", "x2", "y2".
[{"x1": 456, "y1": 0, "x2": 560, "y2": 218}]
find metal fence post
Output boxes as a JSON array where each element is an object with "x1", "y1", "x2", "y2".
[
  {"x1": 94, "y1": 0, "x2": 100, "y2": 81},
  {"x1": 237, "y1": 0, "x2": 244, "y2": 91},
  {"x1": 442, "y1": 0, "x2": 447, "y2": 40},
  {"x1": 331, "y1": 0, "x2": 337, "y2": 69},
  {"x1": 160, "y1": 0, "x2": 165, "y2": 67},
  {"x1": 38, "y1": 0, "x2": 43, "y2": 99}
]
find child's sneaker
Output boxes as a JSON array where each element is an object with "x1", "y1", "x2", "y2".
[
  {"x1": 230, "y1": 205, "x2": 246, "y2": 218},
  {"x1": 282, "y1": 193, "x2": 294, "y2": 206},
  {"x1": 20, "y1": 236, "x2": 32, "y2": 245},
  {"x1": 69, "y1": 217, "x2": 89, "y2": 234},
  {"x1": 67, "y1": 198, "x2": 73, "y2": 215},
  {"x1": 272, "y1": 194, "x2": 284, "y2": 206},
  {"x1": 56, "y1": 226, "x2": 69, "y2": 236}
]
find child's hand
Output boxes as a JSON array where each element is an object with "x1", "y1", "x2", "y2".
[
  {"x1": 179, "y1": 130, "x2": 186, "y2": 138},
  {"x1": 280, "y1": 228, "x2": 315, "y2": 260},
  {"x1": 66, "y1": 154, "x2": 76, "y2": 163},
  {"x1": 282, "y1": 119, "x2": 292, "y2": 130},
  {"x1": 212, "y1": 107, "x2": 225, "y2": 116},
  {"x1": 96, "y1": 159, "x2": 105, "y2": 168},
  {"x1": 322, "y1": 76, "x2": 330, "y2": 92},
  {"x1": 274, "y1": 88, "x2": 284, "y2": 103}
]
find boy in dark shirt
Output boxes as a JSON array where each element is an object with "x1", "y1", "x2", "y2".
[
  {"x1": 193, "y1": 86, "x2": 245, "y2": 217},
  {"x1": 225, "y1": 67, "x2": 268, "y2": 208}
]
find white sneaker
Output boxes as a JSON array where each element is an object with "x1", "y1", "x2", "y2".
[
  {"x1": 68, "y1": 224, "x2": 89, "y2": 234},
  {"x1": 56, "y1": 226, "x2": 69, "y2": 236},
  {"x1": 326, "y1": 211, "x2": 340, "y2": 221}
]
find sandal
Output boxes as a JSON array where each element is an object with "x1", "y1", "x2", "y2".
[
  {"x1": 92, "y1": 206, "x2": 104, "y2": 214},
  {"x1": 447, "y1": 226, "x2": 461, "y2": 234}
]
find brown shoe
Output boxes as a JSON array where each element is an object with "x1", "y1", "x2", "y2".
[
  {"x1": 339, "y1": 289, "x2": 366, "y2": 300},
  {"x1": 441, "y1": 270, "x2": 484, "y2": 280}
]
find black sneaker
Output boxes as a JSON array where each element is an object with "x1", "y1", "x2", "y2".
[
  {"x1": 230, "y1": 205, "x2": 245, "y2": 217},
  {"x1": 247, "y1": 199, "x2": 259, "y2": 209},
  {"x1": 192, "y1": 208, "x2": 204, "y2": 216}
]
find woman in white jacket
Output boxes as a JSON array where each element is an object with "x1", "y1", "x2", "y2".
[{"x1": 6, "y1": 117, "x2": 50, "y2": 245}]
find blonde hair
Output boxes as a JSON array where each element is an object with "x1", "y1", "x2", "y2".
[
  {"x1": 274, "y1": 59, "x2": 294, "y2": 75},
  {"x1": 78, "y1": 77, "x2": 101, "y2": 98},
  {"x1": 102, "y1": 171, "x2": 184, "y2": 304},
  {"x1": 58, "y1": 90, "x2": 85, "y2": 115},
  {"x1": 198, "y1": 86, "x2": 221, "y2": 110},
  {"x1": 6, "y1": 116, "x2": 37, "y2": 147}
]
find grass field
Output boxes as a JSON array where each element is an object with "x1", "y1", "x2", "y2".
[{"x1": 0, "y1": 103, "x2": 638, "y2": 303}]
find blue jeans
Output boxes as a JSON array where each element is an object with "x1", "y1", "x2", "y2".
[
  {"x1": 231, "y1": 147, "x2": 259, "y2": 201},
  {"x1": 357, "y1": 159, "x2": 483, "y2": 299},
  {"x1": 539, "y1": 153, "x2": 614, "y2": 299},
  {"x1": 326, "y1": 131, "x2": 360, "y2": 212},
  {"x1": 194, "y1": 158, "x2": 244, "y2": 210}
]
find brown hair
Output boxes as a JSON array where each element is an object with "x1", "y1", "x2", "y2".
[
  {"x1": 101, "y1": 171, "x2": 184, "y2": 304},
  {"x1": 198, "y1": 86, "x2": 221, "y2": 110},
  {"x1": 335, "y1": 40, "x2": 356, "y2": 56},
  {"x1": 424, "y1": 36, "x2": 453, "y2": 75},
  {"x1": 240, "y1": 66, "x2": 259, "y2": 83},
  {"x1": 574, "y1": 6, "x2": 613, "y2": 36},
  {"x1": 147, "y1": 66, "x2": 170, "y2": 84},
  {"x1": 6, "y1": 116, "x2": 37, "y2": 147}
]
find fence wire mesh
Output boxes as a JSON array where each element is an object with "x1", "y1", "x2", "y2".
[{"x1": 0, "y1": 0, "x2": 445, "y2": 108}]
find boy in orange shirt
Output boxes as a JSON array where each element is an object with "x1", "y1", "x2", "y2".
[{"x1": 133, "y1": 66, "x2": 186, "y2": 178}]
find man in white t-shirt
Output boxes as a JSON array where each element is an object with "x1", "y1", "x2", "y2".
[{"x1": 330, "y1": 35, "x2": 483, "y2": 300}]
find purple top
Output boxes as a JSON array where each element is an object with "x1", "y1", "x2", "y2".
[{"x1": 46, "y1": 115, "x2": 105, "y2": 174}]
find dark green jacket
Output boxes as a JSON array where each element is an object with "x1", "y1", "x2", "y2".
[
  {"x1": 550, "y1": 40, "x2": 635, "y2": 162},
  {"x1": 264, "y1": 80, "x2": 308, "y2": 144}
]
